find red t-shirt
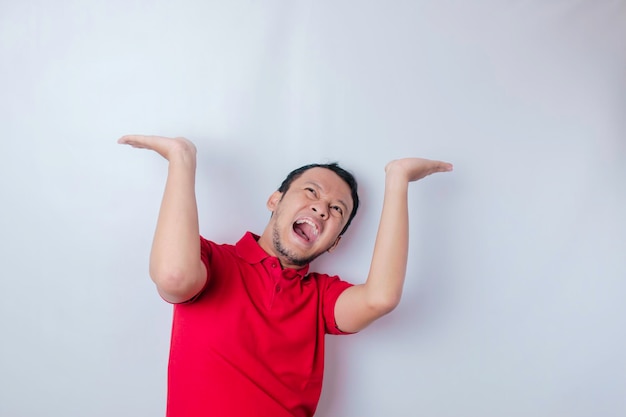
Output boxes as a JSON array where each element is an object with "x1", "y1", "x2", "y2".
[{"x1": 166, "y1": 232, "x2": 353, "y2": 417}]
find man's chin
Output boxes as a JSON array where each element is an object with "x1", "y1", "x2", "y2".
[
  {"x1": 278, "y1": 248, "x2": 320, "y2": 268},
  {"x1": 273, "y1": 228, "x2": 323, "y2": 267}
]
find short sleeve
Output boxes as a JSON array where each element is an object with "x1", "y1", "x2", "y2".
[
  {"x1": 320, "y1": 275, "x2": 354, "y2": 335},
  {"x1": 199, "y1": 235, "x2": 212, "y2": 276},
  {"x1": 178, "y1": 235, "x2": 213, "y2": 304}
]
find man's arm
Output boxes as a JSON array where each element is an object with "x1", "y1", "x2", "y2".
[
  {"x1": 118, "y1": 135, "x2": 207, "y2": 303},
  {"x1": 334, "y1": 158, "x2": 453, "y2": 333}
]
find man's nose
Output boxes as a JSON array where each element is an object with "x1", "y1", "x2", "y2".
[{"x1": 311, "y1": 205, "x2": 327, "y2": 219}]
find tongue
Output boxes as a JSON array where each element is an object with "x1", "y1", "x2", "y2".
[{"x1": 294, "y1": 223, "x2": 315, "y2": 242}]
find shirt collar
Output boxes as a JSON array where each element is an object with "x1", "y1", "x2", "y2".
[{"x1": 235, "y1": 232, "x2": 310, "y2": 278}]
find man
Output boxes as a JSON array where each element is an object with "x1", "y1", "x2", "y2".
[{"x1": 118, "y1": 134, "x2": 453, "y2": 417}]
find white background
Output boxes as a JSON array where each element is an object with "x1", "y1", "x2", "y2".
[{"x1": 1, "y1": 1, "x2": 625, "y2": 416}]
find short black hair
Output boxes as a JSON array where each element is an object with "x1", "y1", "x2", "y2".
[{"x1": 277, "y1": 163, "x2": 359, "y2": 236}]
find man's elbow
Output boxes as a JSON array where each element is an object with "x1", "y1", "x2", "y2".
[
  {"x1": 150, "y1": 267, "x2": 205, "y2": 303},
  {"x1": 369, "y1": 294, "x2": 401, "y2": 316}
]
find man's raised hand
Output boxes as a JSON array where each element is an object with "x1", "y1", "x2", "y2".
[
  {"x1": 118, "y1": 135, "x2": 197, "y2": 162},
  {"x1": 385, "y1": 157, "x2": 453, "y2": 183}
]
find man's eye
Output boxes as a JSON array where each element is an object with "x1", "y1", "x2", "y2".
[
  {"x1": 305, "y1": 187, "x2": 316, "y2": 196},
  {"x1": 332, "y1": 206, "x2": 343, "y2": 215}
]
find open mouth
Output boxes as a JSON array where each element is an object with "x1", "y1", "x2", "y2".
[{"x1": 292, "y1": 218, "x2": 319, "y2": 243}]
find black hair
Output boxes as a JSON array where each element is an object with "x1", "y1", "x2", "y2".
[{"x1": 277, "y1": 162, "x2": 359, "y2": 236}]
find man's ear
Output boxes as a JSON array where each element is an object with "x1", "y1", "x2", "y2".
[
  {"x1": 327, "y1": 236, "x2": 342, "y2": 253},
  {"x1": 267, "y1": 191, "x2": 283, "y2": 212}
]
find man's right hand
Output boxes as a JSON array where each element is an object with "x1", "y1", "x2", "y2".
[
  {"x1": 118, "y1": 134, "x2": 207, "y2": 304},
  {"x1": 118, "y1": 134, "x2": 197, "y2": 162}
]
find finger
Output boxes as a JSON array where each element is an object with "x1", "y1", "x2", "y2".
[
  {"x1": 118, "y1": 134, "x2": 147, "y2": 144},
  {"x1": 438, "y1": 162, "x2": 453, "y2": 172},
  {"x1": 423, "y1": 161, "x2": 453, "y2": 178},
  {"x1": 118, "y1": 135, "x2": 139, "y2": 145},
  {"x1": 427, "y1": 160, "x2": 453, "y2": 171},
  {"x1": 118, "y1": 135, "x2": 153, "y2": 149}
]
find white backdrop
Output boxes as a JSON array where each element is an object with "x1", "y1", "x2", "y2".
[{"x1": 1, "y1": 1, "x2": 625, "y2": 416}]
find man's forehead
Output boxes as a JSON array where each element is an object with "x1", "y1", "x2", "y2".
[{"x1": 297, "y1": 167, "x2": 345, "y2": 186}]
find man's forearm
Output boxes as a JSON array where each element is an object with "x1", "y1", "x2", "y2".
[
  {"x1": 363, "y1": 173, "x2": 410, "y2": 311},
  {"x1": 149, "y1": 146, "x2": 206, "y2": 303},
  {"x1": 334, "y1": 157, "x2": 452, "y2": 333}
]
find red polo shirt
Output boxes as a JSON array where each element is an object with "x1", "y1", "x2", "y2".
[{"x1": 166, "y1": 232, "x2": 353, "y2": 417}]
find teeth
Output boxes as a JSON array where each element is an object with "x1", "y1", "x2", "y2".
[{"x1": 295, "y1": 219, "x2": 319, "y2": 235}]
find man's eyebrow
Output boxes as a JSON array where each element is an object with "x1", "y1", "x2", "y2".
[{"x1": 305, "y1": 181, "x2": 349, "y2": 212}]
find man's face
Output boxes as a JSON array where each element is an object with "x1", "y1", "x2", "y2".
[{"x1": 265, "y1": 167, "x2": 353, "y2": 269}]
